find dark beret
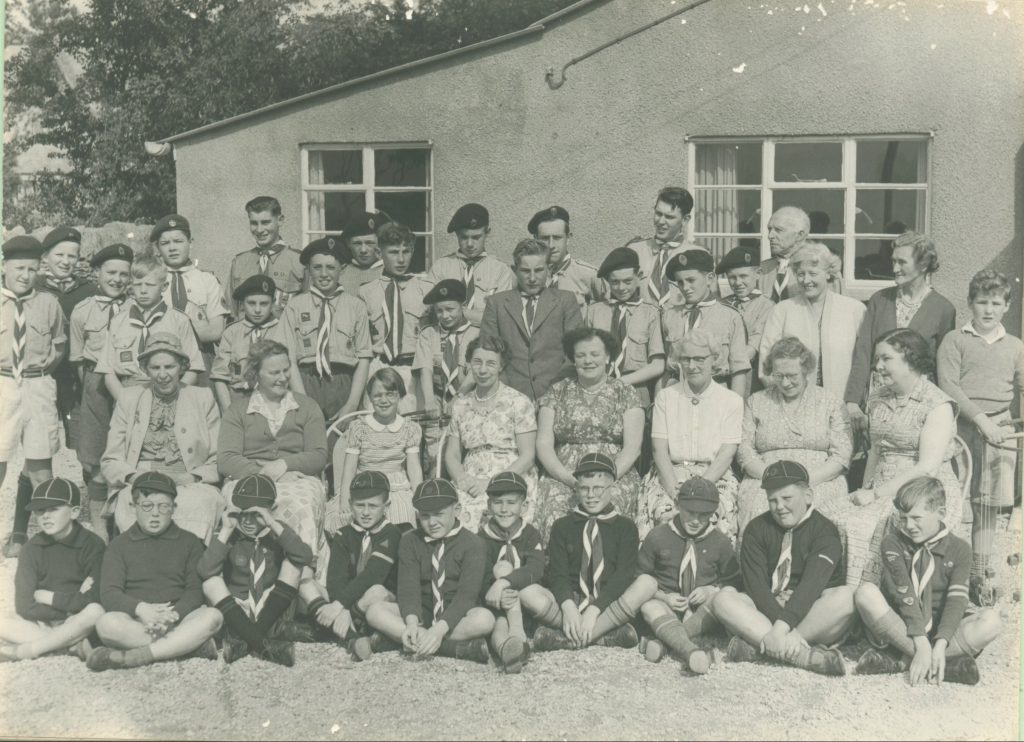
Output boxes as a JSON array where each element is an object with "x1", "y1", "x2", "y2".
[
  {"x1": 424, "y1": 279, "x2": 467, "y2": 305},
  {"x1": 232, "y1": 274, "x2": 278, "y2": 301},
  {"x1": 447, "y1": 203, "x2": 489, "y2": 233},
  {"x1": 342, "y1": 212, "x2": 383, "y2": 240},
  {"x1": 665, "y1": 249, "x2": 714, "y2": 278},
  {"x1": 150, "y1": 214, "x2": 191, "y2": 242},
  {"x1": 597, "y1": 246, "x2": 641, "y2": 278},
  {"x1": 716, "y1": 245, "x2": 760, "y2": 274},
  {"x1": 90, "y1": 243, "x2": 134, "y2": 267},
  {"x1": 527, "y1": 205, "x2": 570, "y2": 235},
  {"x1": 2, "y1": 235, "x2": 43, "y2": 261},
  {"x1": 41, "y1": 226, "x2": 82, "y2": 251},
  {"x1": 300, "y1": 236, "x2": 348, "y2": 266}
]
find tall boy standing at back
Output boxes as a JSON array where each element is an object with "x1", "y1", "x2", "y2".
[{"x1": 228, "y1": 196, "x2": 306, "y2": 315}]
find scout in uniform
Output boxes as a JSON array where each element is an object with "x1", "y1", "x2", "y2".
[
  {"x1": 427, "y1": 203, "x2": 516, "y2": 327},
  {"x1": 528, "y1": 205, "x2": 602, "y2": 308},
  {"x1": 662, "y1": 249, "x2": 750, "y2": 397},
  {"x1": 338, "y1": 212, "x2": 385, "y2": 297},
  {"x1": 210, "y1": 275, "x2": 302, "y2": 412},
  {"x1": 717, "y1": 244, "x2": 775, "y2": 392},
  {"x1": 854, "y1": 476, "x2": 1003, "y2": 685},
  {"x1": 362, "y1": 479, "x2": 494, "y2": 663},
  {"x1": 280, "y1": 237, "x2": 372, "y2": 422},
  {"x1": 586, "y1": 246, "x2": 665, "y2": 407},
  {"x1": 711, "y1": 461, "x2": 855, "y2": 677},
  {"x1": 94, "y1": 255, "x2": 205, "y2": 403},
  {"x1": 0, "y1": 236, "x2": 67, "y2": 558},
  {"x1": 69, "y1": 243, "x2": 134, "y2": 538},
  {"x1": 227, "y1": 196, "x2": 305, "y2": 314}
]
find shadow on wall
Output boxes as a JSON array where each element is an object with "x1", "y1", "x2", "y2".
[{"x1": 987, "y1": 144, "x2": 1024, "y2": 337}]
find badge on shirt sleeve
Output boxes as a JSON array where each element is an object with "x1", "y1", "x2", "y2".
[
  {"x1": 902, "y1": 597, "x2": 915, "y2": 605},
  {"x1": 301, "y1": 312, "x2": 311, "y2": 322},
  {"x1": 120, "y1": 350, "x2": 133, "y2": 362},
  {"x1": 197, "y1": 308, "x2": 207, "y2": 321}
]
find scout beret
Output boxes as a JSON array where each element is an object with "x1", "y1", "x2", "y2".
[
  {"x1": 761, "y1": 460, "x2": 810, "y2": 493},
  {"x1": 676, "y1": 477, "x2": 720, "y2": 514},
  {"x1": 597, "y1": 246, "x2": 641, "y2": 279},
  {"x1": 350, "y1": 470, "x2": 391, "y2": 501},
  {"x1": 716, "y1": 245, "x2": 760, "y2": 274},
  {"x1": 150, "y1": 214, "x2": 191, "y2": 242},
  {"x1": 41, "y1": 226, "x2": 82, "y2": 251},
  {"x1": 413, "y1": 479, "x2": 459, "y2": 511},
  {"x1": 665, "y1": 249, "x2": 715, "y2": 278},
  {"x1": 2, "y1": 235, "x2": 43, "y2": 261},
  {"x1": 232, "y1": 274, "x2": 277, "y2": 301},
  {"x1": 232, "y1": 473, "x2": 277, "y2": 510},
  {"x1": 486, "y1": 471, "x2": 528, "y2": 497},
  {"x1": 527, "y1": 205, "x2": 570, "y2": 235},
  {"x1": 27, "y1": 478, "x2": 81, "y2": 511},
  {"x1": 447, "y1": 203, "x2": 489, "y2": 233},
  {"x1": 138, "y1": 331, "x2": 190, "y2": 367},
  {"x1": 343, "y1": 212, "x2": 382, "y2": 240},
  {"x1": 90, "y1": 243, "x2": 134, "y2": 268},
  {"x1": 423, "y1": 279, "x2": 467, "y2": 305},
  {"x1": 300, "y1": 236, "x2": 348, "y2": 266},
  {"x1": 131, "y1": 471, "x2": 178, "y2": 499},
  {"x1": 574, "y1": 452, "x2": 617, "y2": 478}
]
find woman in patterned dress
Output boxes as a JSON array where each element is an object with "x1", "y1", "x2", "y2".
[
  {"x1": 444, "y1": 336, "x2": 537, "y2": 532},
  {"x1": 534, "y1": 327, "x2": 644, "y2": 539},
  {"x1": 736, "y1": 336, "x2": 853, "y2": 538}
]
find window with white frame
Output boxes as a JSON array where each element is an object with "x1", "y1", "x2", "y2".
[
  {"x1": 301, "y1": 144, "x2": 433, "y2": 271},
  {"x1": 688, "y1": 136, "x2": 930, "y2": 294}
]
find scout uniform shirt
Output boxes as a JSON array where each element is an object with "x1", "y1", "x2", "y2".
[
  {"x1": 280, "y1": 289, "x2": 373, "y2": 369},
  {"x1": 359, "y1": 274, "x2": 431, "y2": 363},
  {"x1": 397, "y1": 523, "x2": 487, "y2": 629},
  {"x1": 35, "y1": 272, "x2": 96, "y2": 319},
  {"x1": 721, "y1": 292, "x2": 775, "y2": 362},
  {"x1": 69, "y1": 294, "x2": 129, "y2": 366},
  {"x1": 627, "y1": 238, "x2": 709, "y2": 308},
  {"x1": 547, "y1": 508, "x2": 639, "y2": 611},
  {"x1": 196, "y1": 522, "x2": 314, "y2": 603},
  {"x1": 637, "y1": 517, "x2": 740, "y2": 596},
  {"x1": 413, "y1": 321, "x2": 479, "y2": 405},
  {"x1": 209, "y1": 316, "x2": 290, "y2": 391},
  {"x1": 479, "y1": 519, "x2": 545, "y2": 593},
  {"x1": 548, "y1": 255, "x2": 602, "y2": 308},
  {"x1": 326, "y1": 520, "x2": 412, "y2": 609},
  {"x1": 427, "y1": 252, "x2": 516, "y2": 324},
  {"x1": 339, "y1": 260, "x2": 383, "y2": 298},
  {"x1": 163, "y1": 260, "x2": 230, "y2": 324},
  {"x1": 586, "y1": 298, "x2": 665, "y2": 378},
  {"x1": 0, "y1": 289, "x2": 66, "y2": 375},
  {"x1": 94, "y1": 299, "x2": 206, "y2": 383},
  {"x1": 662, "y1": 298, "x2": 750, "y2": 382},
  {"x1": 228, "y1": 242, "x2": 306, "y2": 313}
]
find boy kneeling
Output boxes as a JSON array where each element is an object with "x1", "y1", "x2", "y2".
[
  {"x1": 0, "y1": 479, "x2": 105, "y2": 661},
  {"x1": 88, "y1": 472, "x2": 222, "y2": 671},
  {"x1": 520, "y1": 453, "x2": 643, "y2": 651},
  {"x1": 364, "y1": 479, "x2": 493, "y2": 663},
  {"x1": 199, "y1": 473, "x2": 314, "y2": 666},
  {"x1": 712, "y1": 461, "x2": 854, "y2": 676},
  {"x1": 854, "y1": 476, "x2": 1002, "y2": 685}
]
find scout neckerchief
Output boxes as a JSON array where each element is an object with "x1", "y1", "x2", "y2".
[
  {"x1": 648, "y1": 240, "x2": 680, "y2": 307},
  {"x1": 41, "y1": 273, "x2": 75, "y2": 294},
  {"x1": 668, "y1": 516, "x2": 715, "y2": 597},
  {"x1": 547, "y1": 257, "x2": 572, "y2": 289},
  {"x1": 94, "y1": 294, "x2": 126, "y2": 324},
  {"x1": 482, "y1": 518, "x2": 528, "y2": 569},
  {"x1": 128, "y1": 301, "x2": 167, "y2": 354},
  {"x1": 350, "y1": 517, "x2": 391, "y2": 575},
  {"x1": 1, "y1": 288, "x2": 31, "y2": 382},
  {"x1": 772, "y1": 258, "x2": 791, "y2": 302},
  {"x1": 609, "y1": 294, "x2": 642, "y2": 378},
  {"x1": 245, "y1": 525, "x2": 273, "y2": 620},
  {"x1": 424, "y1": 523, "x2": 463, "y2": 622},
  {"x1": 572, "y1": 505, "x2": 619, "y2": 610},
  {"x1": 166, "y1": 263, "x2": 192, "y2": 311},
  {"x1": 911, "y1": 525, "x2": 949, "y2": 633},
  {"x1": 684, "y1": 297, "x2": 718, "y2": 333},
  {"x1": 440, "y1": 322, "x2": 471, "y2": 399},
  {"x1": 724, "y1": 289, "x2": 763, "y2": 307},
  {"x1": 382, "y1": 273, "x2": 412, "y2": 362},
  {"x1": 460, "y1": 253, "x2": 486, "y2": 307},
  {"x1": 309, "y1": 286, "x2": 343, "y2": 378},
  {"x1": 257, "y1": 243, "x2": 285, "y2": 275},
  {"x1": 520, "y1": 292, "x2": 539, "y2": 336},
  {"x1": 772, "y1": 505, "x2": 814, "y2": 595},
  {"x1": 244, "y1": 316, "x2": 279, "y2": 344}
]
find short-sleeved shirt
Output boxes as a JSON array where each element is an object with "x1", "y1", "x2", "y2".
[
  {"x1": 228, "y1": 244, "x2": 306, "y2": 313},
  {"x1": 427, "y1": 253, "x2": 516, "y2": 320},
  {"x1": 585, "y1": 300, "x2": 665, "y2": 372},
  {"x1": 550, "y1": 256, "x2": 602, "y2": 308},
  {"x1": 662, "y1": 299, "x2": 750, "y2": 378},
  {"x1": 162, "y1": 263, "x2": 230, "y2": 320},
  {"x1": 0, "y1": 289, "x2": 67, "y2": 372},
  {"x1": 359, "y1": 275, "x2": 431, "y2": 360},
  {"x1": 344, "y1": 414, "x2": 422, "y2": 473},
  {"x1": 448, "y1": 383, "x2": 536, "y2": 457},
  {"x1": 339, "y1": 261, "x2": 383, "y2": 298},
  {"x1": 70, "y1": 295, "x2": 129, "y2": 364},
  {"x1": 94, "y1": 300, "x2": 206, "y2": 382},
  {"x1": 413, "y1": 323, "x2": 479, "y2": 397},
  {"x1": 651, "y1": 380, "x2": 743, "y2": 463},
  {"x1": 722, "y1": 293, "x2": 775, "y2": 361},
  {"x1": 280, "y1": 291, "x2": 373, "y2": 366},
  {"x1": 210, "y1": 317, "x2": 290, "y2": 388},
  {"x1": 627, "y1": 238, "x2": 709, "y2": 308}
]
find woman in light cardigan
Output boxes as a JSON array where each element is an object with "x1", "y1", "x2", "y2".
[{"x1": 759, "y1": 242, "x2": 866, "y2": 400}]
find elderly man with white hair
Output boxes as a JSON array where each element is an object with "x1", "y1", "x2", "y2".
[{"x1": 758, "y1": 207, "x2": 810, "y2": 302}]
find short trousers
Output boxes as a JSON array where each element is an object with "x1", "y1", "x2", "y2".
[
  {"x1": 0, "y1": 375, "x2": 61, "y2": 461},
  {"x1": 77, "y1": 369, "x2": 114, "y2": 467},
  {"x1": 959, "y1": 412, "x2": 1018, "y2": 508}
]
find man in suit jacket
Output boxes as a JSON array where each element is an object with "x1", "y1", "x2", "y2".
[
  {"x1": 480, "y1": 239, "x2": 583, "y2": 400},
  {"x1": 757, "y1": 207, "x2": 810, "y2": 302}
]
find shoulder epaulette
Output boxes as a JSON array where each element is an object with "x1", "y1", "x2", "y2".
[
  {"x1": 233, "y1": 248, "x2": 255, "y2": 258},
  {"x1": 574, "y1": 257, "x2": 597, "y2": 271},
  {"x1": 625, "y1": 235, "x2": 648, "y2": 246}
]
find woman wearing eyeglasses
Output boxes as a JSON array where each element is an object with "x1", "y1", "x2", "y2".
[
  {"x1": 636, "y1": 329, "x2": 743, "y2": 541},
  {"x1": 102, "y1": 332, "x2": 223, "y2": 543},
  {"x1": 736, "y1": 337, "x2": 854, "y2": 539}
]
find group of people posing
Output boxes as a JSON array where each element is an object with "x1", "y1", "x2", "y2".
[{"x1": 0, "y1": 187, "x2": 1019, "y2": 686}]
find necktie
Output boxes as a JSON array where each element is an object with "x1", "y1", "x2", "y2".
[
  {"x1": 246, "y1": 534, "x2": 271, "y2": 620},
  {"x1": 911, "y1": 526, "x2": 948, "y2": 632},
  {"x1": 647, "y1": 242, "x2": 679, "y2": 306},
  {"x1": 548, "y1": 258, "x2": 571, "y2": 289},
  {"x1": 245, "y1": 317, "x2": 278, "y2": 344},
  {"x1": 440, "y1": 323, "x2": 469, "y2": 399},
  {"x1": 383, "y1": 275, "x2": 410, "y2": 362},
  {"x1": 309, "y1": 287, "x2": 342, "y2": 378},
  {"x1": 462, "y1": 254, "x2": 485, "y2": 306},
  {"x1": 522, "y1": 294, "x2": 537, "y2": 336},
  {"x1": 128, "y1": 302, "x2": 167, "y2": 354},
  {"x1": 773, "y1": 258, "x2": 790, "y2": 302},
  {"x1": 574, "y1": 506, "x2": 618, "y2": 610},
  {"x1": 168, "y1": 267, "x2": 189, "y2": 311},
  {"x1": 772, "y1": 506, "x2": 815, "y2": 595},
  {"x1": 2, "y1": 289, "x2": 28, "y2": 382},
  {"x1": 94, "y1": 295, "x2": 125, "y2": 324}
]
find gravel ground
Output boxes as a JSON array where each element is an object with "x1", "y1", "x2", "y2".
[{"x1": 0, "y1": 446, "x2": 1019, "y2": 741}]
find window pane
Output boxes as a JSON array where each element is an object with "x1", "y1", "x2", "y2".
[
  {"x1": 376, "y1": 191, "x2": 429, "y2": 232},
  {"x1": 855, "y1": 189, "x2": 925, "y2": 234},
  {"x1": 375, "y1": 149, "x2": 430, "y2": 187},
  {"x1": 308, "y1": 150, "x2": 362, "y2": 186},
  {"x1": 695, "y1": 236, "x2": 764, "y2": 266},
  {"x1": 773, "y1": 142, "x2": 842, "y2": 182},
  {"x1": 856, "y1": 140, "x2": 927, "y2": 184},
  {"x1": 694, "y1": 142, "x2": 762, "y2": 185},
  {"x1": 771, "y1": 189, "x2": 844, "y2": 232},
  {"x1": 693, "y1": 190, "x2": 761, "y2": 234},
  {"x1": 309, "y1": 192, "x2": 365, "y2": 232},
  {"x1": 854, "y1": 238, "x2": 899, "y2": 281},
  {"x1": 412, "y1": 236, "x2": 430, "y2": 273}
]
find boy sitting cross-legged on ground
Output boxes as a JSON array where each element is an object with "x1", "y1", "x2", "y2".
[
  {"x1": 854, "y1": 476, "x2": 1002, "y2": 685},
  {"x1": 479, "y1": 472, "x2": 545, "y2": 673},
  {"x1": 0, "y1": 478, "x2": 105, "y2": 662},
  {"x1": 632, "y1": 477, "x2": 740, "y2": 674},
  {"x1": 520, "y1": 453, "x2": 642, "y2": 652},
  {"x1": 363, "y1": 479, "x2": 494, "y2": 663},
  {"x1": 198, "y1": 473, "x2": 314, "y2": 667},
  {"x1": 712, "y1": 460, "x2": 855, "y2": 677},
  {"x1": 300, "y1": 471, "x2": 411, "y2": 658},
  {"x1": 88, "y1": 472, "x2": 223, "y2": 671}
]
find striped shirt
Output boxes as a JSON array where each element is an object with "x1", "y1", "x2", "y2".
[{"x1": 345, "y1": 414, "x2": 422, "y2": 473}]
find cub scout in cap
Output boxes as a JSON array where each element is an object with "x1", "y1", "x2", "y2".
[
  {"x1": 197, "y1": 473, "x2": 314, "y2": 666},
  {"x1": 528, "y1": 205, "x2": 602, "y2": 308},
  {"x1": 228, "y1": 195, "x2": 306, "y2": 315},
  {"x1": 520, "y1": 453, "x2": 642, "y2": 652},
  {"x1": 414, "y1": 278, "x2": 479, "y2": 418},
  {"x1": 480, "y1": 471, "x2": 545, "y2": 673},
  {"x1": 89, "y1": 472, "x2": 223, "y2": 671},
  {"x1": 363, "y1": 479, "x2": 493, "y2": 663},
  {"x1": 711, "y1": 460, "x2": 855, "y2": 677},
  {"x1": 717, "y1": 245, "x2": 775, "y2": 371},
  {"x1": 0, "y1": 478, "x2": 105, "y2": 662},
  {"x1": 854, "y1": 476, "x2": 1002, "y2": 686}
]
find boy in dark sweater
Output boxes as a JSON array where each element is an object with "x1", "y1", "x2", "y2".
[
  {"x1": 0, "y1": 479, "x2": 105, "y2": 661},
  {"x1": 364, "y1": 479, "x2": 493, "y2": 663},
  {"x1": 711, "y1": 460, "x2": 854, "y2": 677},
  {"x1": 520, "y1": 453, "x2": 642, "y2": 652},
  {"x1": 632, "y1": 477, "x2": 740, "y2": 674},
  {"x1": 854, "y1": 476, "x2": 1002, "y2": 685},
  {"x1": 87, "y1": 472, "x2": 222, "y2": 671},
  {"x1": 479, "y1": 472, "x2": 545, "y2": 673},
  {"x1": 198, "y1": 473, "x2": 313, "y2": 666}
]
